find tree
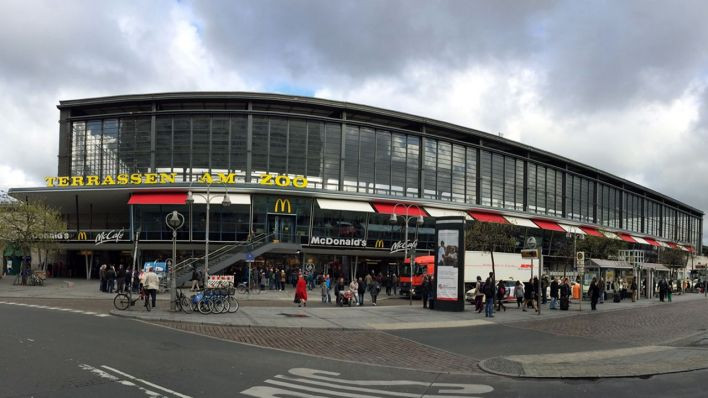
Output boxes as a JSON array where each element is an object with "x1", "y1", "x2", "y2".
[
  {"x1": 465, "y1": 222, "x2": 517, "y2": 308},
  {"x1": 0, "y1": 201, "x2": 66, "y2": 272}
]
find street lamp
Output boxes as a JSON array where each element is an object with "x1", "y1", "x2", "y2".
[
  {"x1": 186, "y1": 188, "x2": 231, "y2": 288},
  {"x1": 165, "y1": 210, "x2": 185, "y2": 312},
  {"x1": 389, "y1": 203, "x2": 424, "y2": 306}
]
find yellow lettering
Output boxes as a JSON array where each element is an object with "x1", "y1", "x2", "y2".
[
  {"x1": 159, "y1": 173, "x2": 176, "y2": 184},
  {"x1": 102, "y1": 175, "x2": 116, "y2": 185},
  {"x1": 293, "y1": 176, "x2": 308, "y2": 188},
  {"x1": 130, "y1": 173, "x2": 142, "y2": 184},
  {"x1": 216, "y1": 172, "x2": 236, "y2": 184},
  {"x1": 198, "y1": 172, "x2": 213, "y2": 184},
  {"x1": 45, "y1": 177, "x2": 57, "y2": 187},
  {"x1": 70, "y1": 176, "x2": 84, "y2": 186},
  {"x1": 144, "y1": 173, "x2": 158, "y2": 184},
  {"x1": 275, "y1": 175, "x2": 290, "y2": 187},
  {"x1": 86, "y1": 176, "x2": 99, "y2": 186},
  {"x1": 259, "y1": 174, "x2": 274, "y2": 185},
  {"x1": 116, "y1": 174, "x2": 129, "y2": 184},
  {"x1": 57, "y1": 176, "x2": 70, "y2": 187}
]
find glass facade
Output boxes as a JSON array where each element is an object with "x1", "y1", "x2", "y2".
[{"x1": 67, "y1": 104, "x2": 702, "y2": 249}]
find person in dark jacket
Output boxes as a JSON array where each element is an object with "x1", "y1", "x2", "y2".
[
  {"x1": 116, "y1": 265, "x2": 126, "y2": 293},
  {"x1": 421, "y1": 275, "x2": 431, "y2": 309},
  {"x1": 484, "y1": 277, "x2": 494, "y2": 317},
  {"x1": 658, "y1": 278, "x2": 668, "y2": 302},
  {"x1": 357, "y1": 277, "x2": 366, "y2": 306},
  {"x1": 559, "y1": 277, "x2": 571, "y2": 310},
  {"x1": 334, "y1": 277, "x2": 346, "y2": 306},
  {"x1": 106, "y1": 266, "x2": 116, "y2": 294},
  {"x1": 589, "y1": 277, "x2": 600, "y2": 310},
  {"x1": 549, "y1": 277, "x2": 559, "y2": 310},
  {"x1": 496, "y1": 280, "x2": 506, "y2": 312}
]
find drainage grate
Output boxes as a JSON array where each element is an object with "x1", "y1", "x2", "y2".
[{"x1": 278, "y1": 313, "x2": 309, "y2": 318}]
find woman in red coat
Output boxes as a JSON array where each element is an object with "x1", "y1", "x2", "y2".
[{"x1": 295, "y1": 273, "x2": 308, "y2": 307}]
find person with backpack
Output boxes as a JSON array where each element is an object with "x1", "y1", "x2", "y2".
[{"x1": 496, "y1": 280, "x2": 507, "y2": 312}]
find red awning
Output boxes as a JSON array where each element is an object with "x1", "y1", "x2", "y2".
[
  {"x1": 579, "y1": 226, "x2": 604, "y2": 237},
  {"x1": 685, "y1": 245, "x2": 695, "y2": 253},
  {"x1": 618, "y1": 233, "x2": 637, "y2": 243},
  {"x1": 372, "y1": 203, "x2": 428, "y2": 217},
  {"x1": 128, "y1": 192, "x2": 187, "y2": 205},
  {"x1": 468, "y1": 211, "x2": 509, "y2": 224},
  {"x1": 532, "y1": 219, "x2": 565, "y2": 232},
  {"x1": 667, "y1": 242, "x2": 679, "y2": 249},
  {"x1": 643, "y1": 237, "x2": 661, "y2": 247}
]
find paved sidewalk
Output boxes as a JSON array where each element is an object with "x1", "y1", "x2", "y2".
[{"x1": 479, "y1": 344, "x2": 708, "y2": 378}]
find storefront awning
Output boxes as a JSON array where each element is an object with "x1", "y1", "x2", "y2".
[
  {"x1": 667, "y1": 242, "x2": 679, "y2": 249},
  {"x1": 191, "y1": 193, "x2": 251, "y2": 205},
  {"x1": 468, "y1": 211, "x2": 509, "y2": 224},
  {"x1": 127, "y1": 192, "x2": 187, "y2": 205},
  {"x1": 559, "y1": 224, "x2": 586, "y2": 235},
  {"x1": 372, "y1": 203, "x2": 428, "y2": 217},
  {"x1": 657, "y1": 241, "x2": 671, "y2": 248},
  {"x1": 579, "y1": 226, "x2": 604, "y2": 237},
  {"x1": 504, "y1": 216, "x2": 539, "y2": 228},
  {"x1": 589, "y1": 258, "x2": 633, "y2": 269},
  {"x1": 642, "y1": 263, "x2": 670, "y2": 272},
  {"x1": 532, "y1": 219, "x2": 565, "y2": 232},
  {"x1": 318, "y1": 198, "x2": 375, "y2": 213},
  {"x1": 683, "y1": 245, "x2": 695, "y2": 253},
  {"x1": 601, "y1": 231, "x2": 622, "y2": 240},
  {"x1": 424, "y1": 207, "x2": 472, "y2": 220},
  {"x1": 678, "y1": 244, "x2": 690, "y2": 252},
  {"x1": 643, "y1": 237, "x2": 660, "y2": 247},
  {"x1": 631, "y1": 236, "x2": 650, "y2": 245},
  {"x1": 617, "y1": 233, "x2": 637, "y2": 243}
]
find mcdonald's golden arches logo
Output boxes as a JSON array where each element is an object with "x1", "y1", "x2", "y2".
[
  {"x1": 274, "y1": 198, "x2": 292, "y2": 213},
  {"x1": 375, "y1": 239, "x2": 385, "y2": 248},
  {"x1": 77, "y1": 231, "x2": 88, "y2": 240}
]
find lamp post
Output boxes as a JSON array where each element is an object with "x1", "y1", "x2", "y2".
[
  {"x1": 186, "y1": 187, "x2": 231, "y2": 288},
  {"x1": 165, "y1": 211, "x2": 185, "y2": 312},
  {"x1": 389, "y1": 203, "x2": 424, "y2": 306}
]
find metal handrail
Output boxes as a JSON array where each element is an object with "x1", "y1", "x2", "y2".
[{"x1": 173, "y1": 233, "x2": 272, "y2": 276}]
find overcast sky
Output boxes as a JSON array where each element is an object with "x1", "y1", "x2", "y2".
[{"x1": 0, "y1": 0, "x2": 706, "y2": 242}]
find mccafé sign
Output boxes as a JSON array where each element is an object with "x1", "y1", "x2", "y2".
[{"x1": 45, "y1": 172, "x2": 308, "y2": 188}]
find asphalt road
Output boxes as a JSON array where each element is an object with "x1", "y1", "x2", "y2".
[{"x1": 2, "y1": 302, "x2": 708, "y2": 397}]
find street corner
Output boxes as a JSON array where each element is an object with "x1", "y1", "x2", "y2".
[{"x1": 478, "y1": 345, "x2": 708, "y2": 379}]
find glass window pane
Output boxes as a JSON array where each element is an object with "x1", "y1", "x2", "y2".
[
  {"x1": 437, "y1": 141, "x2": 452, "y2": 201},
  {"x1": 391, "y1": 133, "x2": 406, "y2": 197},
  {"x1": 375, "y1": 130, "x2": 391, "y2": 195},
  {"x1": 406, "y1": 135, "x2": 419, "y2": 197},
  {"x1": 422, "y1": 138, "x2": 437, "y2": 200},
  {"x1": 358, "y1": 128, "x2": 375, "y2": 194},
  {"x1": 343, "y1": 125, "x2": 359, "y2": 192},
  {"x1": 268, "y1": 118, "x2": 288, "y2": 174},
  {"x1": 323, "y1": 123, "x2": 341, "y2": 190}
]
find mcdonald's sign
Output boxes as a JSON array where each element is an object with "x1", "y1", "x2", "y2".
[
  {"x1": 374, "y1": 240, "x2": 385, "y2": 249},
  {"x1": 77, "y1": 231, "x2": 88, "y2": 240},
  {"x1": 274, "y1": 198, "x2": 292, "y2": 213}
]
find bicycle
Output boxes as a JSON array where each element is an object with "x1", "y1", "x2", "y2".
[
  {"x1": 113, "y1": 289, "x2": 150, "y2": 311},
  {"x1": 174, "y1": 289, "x2": 193, "y2": 314}
]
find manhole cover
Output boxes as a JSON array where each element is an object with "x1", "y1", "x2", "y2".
[{"x1": 278, "y1": 313, "x2": 309, "y2": 318}]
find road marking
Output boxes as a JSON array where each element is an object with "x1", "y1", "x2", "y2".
[
  {"x1": 79, "y1": 364, "x2": 192, "y2": 398},
  {"x1": 242, "y1": 368, "x2": 493, "y2": 398},
  {"x1": 0, "y1": 301, "x2": 108, "y2": 318},
  {"x1": 369, "y1": 319, "x2": 493, "y2": 330},
  {"x1": 101, "y1": 365, "x2": 193, "y2": 398}
]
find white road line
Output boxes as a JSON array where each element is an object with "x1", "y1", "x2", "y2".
[
  {"x1": 242, "y1": 385, "x2": 330, "y2": 398},
  {"x1": 265, "y1": 379, "x2": 380, "y2": 398},
  {"x1": 0, "y1": 301, "x2": 108, "y2": 318},
  {"x1": 79, "y1": 364, "x2": 165, "y2": 397},
  {"x1": 100, "y1": 365, "x2": 193, "y2": 398}
]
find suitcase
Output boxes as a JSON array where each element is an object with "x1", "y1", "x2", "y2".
[{"x1": 560, "y1": 297, "x2": 569, "y2": 310}]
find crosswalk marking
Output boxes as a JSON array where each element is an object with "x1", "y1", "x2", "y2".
[
  {"x1": 0, "y1": 300, "x2": 109, "y2": 318},
  {"x1": 242, "y1": 368, "x2": 494, "y2": 398}
]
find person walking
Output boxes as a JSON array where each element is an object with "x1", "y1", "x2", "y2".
[
  {"x1": 541, "y1": 276, "x2": 549, "y2": 305},
  {"x1": 514, "y1": 281, "x2": 524, "y2": 309},
  {"x1": 295, "y1": 273, "x2": 308, "y2": 307},
  {"x1": 496, "y1": 280, "x2": 507, "y2": 312},
  {"x1": 667, "y1": 279, "x2": 673, "y2": 302},
  {"x1": 549, "y1": 276, "x2": 559, "y2": 310},
  {"x1": 392, "y1": 274, "x2": 398, "y2": 295},
  {"x1": 357, "y1": 277, "x2": 366, "y2": 306},
  {"x1": 334, "y1": 277, "x2": 345, "y2": 306},
  {"x1": 589, "y1": 277, "x2": 600, "y2": 311},
  {"x1": 280, "y1": 269, "x2": 286, "y2": 292},
  {"x1": 484, "y1": 277, "x2": 494, "y2": 317},
  {"x1": 523, "y1": 278, "x2": 536, "y2": 312},
  {"x1": 631, "y1": 278, "x2": 638, "y2": 302},
  {"x1": 124, "y1": 267, "x2": 133, "y2": 293},
  {"x1": 142, "y1": 267, "x2": 160, "y2": 309},
  {"x1": 559, "y1": 277, "x2": 571, "y2": 310},
  {"x1": 658, "y1": 278, "x2": 668, "y2": 302},
  {"x1": 349, "y1": 278, "x2": 360, "y2": 305},
  {"x1": 190, "y1": 267, "x2": 200, "y2": 291},
  {"x1": 428, "y1": 275, "x2": 435, "y2": 309},
  {"x1": 421, "y1": 275, "x2": 431, "y2": 309},
  {"x1": 370, "y1": 278, "x2": 381, "y2": 306},
  {"x1": 474, "y1": 276, "x2": 484, "y2": 313},
  {"x1": 99, "y1": 264, "x2": 107, "y2": 292},
  {"x1": 324, "y1": 274, "x2": 332, "y2": 303}
]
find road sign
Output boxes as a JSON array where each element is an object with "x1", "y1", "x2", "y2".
[
  {"x1": 245, "y1": 252, "x2": 255, "y2": 263},
  {"x1": 526, "y1": 237, "x2": 537, "y2": 249},
  {"x1": 576, "y1": 251, "x2": 585, "y2": 273},
  {"x1": 521, "y1": 249, "x2": 540, "y2": 259}
]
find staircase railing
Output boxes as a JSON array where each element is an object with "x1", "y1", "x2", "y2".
[{"x1": 173, "y1": 233, "x2": 273, "y2": 279}]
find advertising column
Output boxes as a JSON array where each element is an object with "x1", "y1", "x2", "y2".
[{"x1": 434, "y1": 217, "x2": 465, "y2": 311}]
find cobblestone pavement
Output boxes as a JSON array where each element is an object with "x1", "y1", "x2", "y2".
[
  {"x1": 149, "y1": 320, "x2": 483, "y2": 375},
  {"x1": 508, "y1": 299, "x2": 708, "y2": 346}
]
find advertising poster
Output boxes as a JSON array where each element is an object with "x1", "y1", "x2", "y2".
[
  {"x1": 437, "y1": 266, "x2": 458, "y2": 300},
  {"x1": 437, "y1": 229, "x2": 460, "y2": 267}
]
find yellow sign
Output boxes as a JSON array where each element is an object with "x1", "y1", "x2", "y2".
[
  {"x1": 77, "y1": 231, "x2": 88, "y2": 240},
  {"x1": 274, "y1": 199, "x2": 292, "y2": 213},
  {"x1": 45, "y1": 172, "x2": 308, "y2": 188},
  {"x1": 375, "y1": 240, "x2": 385, "y2": 248}
]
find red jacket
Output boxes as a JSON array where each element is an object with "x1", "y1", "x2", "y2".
[{"x1": 295, "y1": 278, "x2": 308, "y2": 301}]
